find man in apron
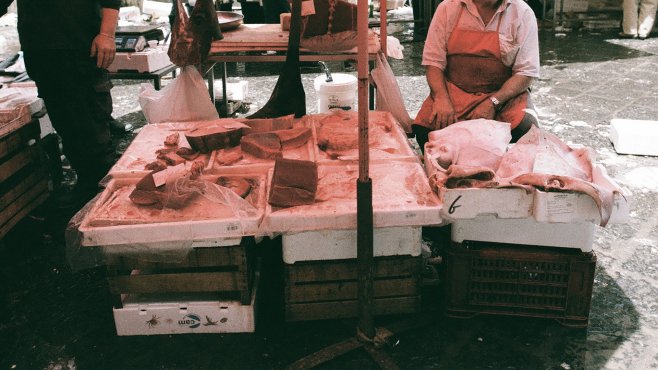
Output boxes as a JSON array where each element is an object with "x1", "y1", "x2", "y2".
[{"x1": 413, "y1": 0, "x2": 540, "y2": 151}]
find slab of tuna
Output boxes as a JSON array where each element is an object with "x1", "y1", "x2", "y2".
[
  {"x1": 269, "y1": 158, "x2": 318, "y2": 207},
  {"x1": 185, "y1": 121, "x2": 245, "y2": 153}
]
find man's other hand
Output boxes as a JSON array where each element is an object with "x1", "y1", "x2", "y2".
[{"x1": 90, "y1": 33, "x2": 116, "y2": 69}]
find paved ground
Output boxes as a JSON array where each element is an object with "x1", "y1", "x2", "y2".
[{"x1": 1, "y1": 17, "x2": 657, "y2": 370}]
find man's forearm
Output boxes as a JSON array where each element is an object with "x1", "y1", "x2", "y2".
[
  {"x1": 492, "y1": 75, "x2": 534, "y2": 104},
  {"x1": 426, "y1": 65, "x2": 450, "y2": 103},
  {"x1": 99, "y1": 8, "x2": 119, "y2": 38}
]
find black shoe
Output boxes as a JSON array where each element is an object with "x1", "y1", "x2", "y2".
[{"x1": 107, "y1": 118, "x2": 134, "y2": 134}]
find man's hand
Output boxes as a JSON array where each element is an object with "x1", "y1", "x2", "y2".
[
  {"x1": 466, "y1": 98, "x2": 496, "y2": 120},
  {"x1": 430, "y1": 96, "x2": 456, "y2": 129},
  {"x1": 90, "y1": 33, "x2": 116, "y2": 69}
]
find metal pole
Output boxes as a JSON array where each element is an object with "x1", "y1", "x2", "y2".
[{"x1": 357, "y1": 0, "x2": 375, "y2": 341}]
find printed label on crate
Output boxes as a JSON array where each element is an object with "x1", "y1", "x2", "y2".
[{"x1": 546, "y1": 193, "x2": 576, "y2": 215}]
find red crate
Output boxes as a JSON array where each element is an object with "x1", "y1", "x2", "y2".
[{"x1": 445, "y1": 240, "x2": 596, "y2": 328}]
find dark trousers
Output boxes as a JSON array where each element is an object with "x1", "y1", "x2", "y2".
[{"x1": 23, "y1": 49, "x2": 116, "y2": 187}]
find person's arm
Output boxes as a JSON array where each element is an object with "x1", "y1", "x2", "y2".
[
  {"x1": 426, "y1": 65, "x2": 456, "y2": 129},
  {"x1": 90, "y1": 7, "x2": 119, "y2": 69},
  {"x1": 466, "y1": 74, "x2": 534, "y2": 120}
]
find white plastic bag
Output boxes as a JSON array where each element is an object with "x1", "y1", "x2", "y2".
[
  {"x1": 138, "y1": 66, "x2": 219, "y2": 124},
  {"x1": 371, "y1": 52, "x2": 413, "y2": 132}
]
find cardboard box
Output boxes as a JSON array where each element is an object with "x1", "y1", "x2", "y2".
[{"x1": 113, "y1": 269, "x2": 259, "y2": 336}]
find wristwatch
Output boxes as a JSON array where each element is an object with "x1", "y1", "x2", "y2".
[{"x1": 489, "y1": 96, "x2": 502, "y2": 112}]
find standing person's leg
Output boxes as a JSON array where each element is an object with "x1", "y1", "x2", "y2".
[
  {"x1": 638, "y1": 0, "x2": 658, "y2": 38},
  {"x1": 94, "y1": 71, "x2": 132, "y2": 133},
  {"x1": 622, "y1": 0, "x2": 641, "y2": 36},
  {"x1": 24, "y1": 50, "x2": 116, "y2": 202}
]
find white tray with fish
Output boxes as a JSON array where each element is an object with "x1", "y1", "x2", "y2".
[
  {"x1": 262, "y1": 161, "x2": 443, "y2": 234},
  {"x1": 208, "y1": 118, "x2": 316, "y2": 173},
  {"x1": 79, "y1": 170, "x2": 269, "y2": 247},
  {"x1": 109, "y1": 122, "x2": 213, "y2": 178},
  {"x1": 308, "y1": 110, "x2": 417, "y2": 164},
  {"x1": 439, "y1": 164, "x2": 630, "y2": 226}
]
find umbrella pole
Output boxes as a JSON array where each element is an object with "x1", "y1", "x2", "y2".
[{"x1": 356, "y1": 0, "x2": 374, "y2": 341}]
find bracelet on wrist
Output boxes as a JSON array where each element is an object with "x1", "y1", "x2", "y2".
[{"x1": 98, "y1": 32, "x2": 115, "y2": 40}]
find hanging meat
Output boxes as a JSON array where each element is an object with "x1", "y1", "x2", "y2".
[{"x1": 168, "y1": 0, "x2": 223, "y2": 67}]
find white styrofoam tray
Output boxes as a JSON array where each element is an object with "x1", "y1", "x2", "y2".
[
  {"x1": 282, "y1": 226, "x2": 421, "y2": 263},
  {"x1": 263, "y1": 161, "x2": 443, "y2": 234},
  {"x1": 609, "y1": 118, "x2": 658, "y2": 156},
  {"x1": 113, "y1": 268, "x2": 259, "y2": 336},
  {"x1": 208, "y1": 119, "x2": 316, "y2": 173},
  {"x1": 425, "y1": 145, "x2": 630, "y2": 225},
  {"x1": 107, "y1": 46, "x2": 173, "y2": 73},
  {"x1": 109, "y1": 122, "x2": 213, "y2": 178},
  {"x1": 451, "y1": 215, "x2": 597, "y2": 251},
  {"x1": 79, "y1": 171, "x2": 269, "y2": 247},
  {"x1": 308, "y1": 111, "x2": 417, "y2": 164}
]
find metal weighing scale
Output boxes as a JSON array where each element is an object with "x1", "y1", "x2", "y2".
[{"x1": 114, "y1": 26, "x2": 165, "y2": 52}]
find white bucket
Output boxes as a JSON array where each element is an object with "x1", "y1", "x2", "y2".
[{"x1": 314, "y1": 73, "x2": 358, "y2": 113}]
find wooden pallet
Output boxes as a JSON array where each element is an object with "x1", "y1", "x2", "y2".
[
  {"x1": 285, "y1": 255, "x2": 422, "y2": 322},
  {"x1": 0, "y1": 118, "x2": 50, "y2": 239},
  {"x1": 107, "y1": 237, "x2": 256, "y2": 305}
]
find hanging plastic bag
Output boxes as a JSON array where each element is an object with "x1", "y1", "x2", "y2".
[
  {"x1": 370, "y1": 52, "x2": 413, "y2": 132},
  {"x1": 138, "y1": 65, "x2": 219, "y2": 124}
]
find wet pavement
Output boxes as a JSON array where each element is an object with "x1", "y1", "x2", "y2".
[{"x1": 1, "y1": 16, "x2": 658, "y2": 370}]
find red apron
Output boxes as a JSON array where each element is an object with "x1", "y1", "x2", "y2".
[{"x1": 415, "y1": 4, "x2": 528, "y2": 129}]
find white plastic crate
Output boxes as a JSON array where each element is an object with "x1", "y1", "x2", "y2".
[
  {"x1": 113, "y1": 270, "x2": 259, "y2": 336},
  {"x1": 263, "y1": 161, "x2": 443, "y2": 234},
  {"x1": 78, "y1": 170, "x2": 269, "y2": 247},
  {"x1": 282, "y1": 226, "x2": 421, "y2": 263},
  {"x1": 451, "y1": 215, "x2": 597, "y2": 251},
  {"x1": 609, "y1": 118, "x2": 658, "y2": 156},
  {"x1": 308, "y1": 111, "x2": 417, "y2": 164}
]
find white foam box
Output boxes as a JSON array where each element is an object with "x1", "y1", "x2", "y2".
[
  {"x1": 432, "y1": 163, "x2": 630, "y2": 225},
  {"x1": 208, "y1": 118, "x2": 316, "y2": 173},
  {"x1": 308, "y1": 111, "x2": 417, "y2": 164},
  {"x1": 282, "y1": 226, "x2": 421, "y2": 263},
  {"x1": 609, "y1": 118, "x2": 658, "y2": 156},
  {"x1": 113, "y1": 268, "x2": 260, "y2": 336},
  {"x1": 107, "y1": 46, "x2": 172, "y2": 73},
  {"x1": 214, "y1": 80, "x2": 248, "y2": 102},
  {"x1": 451, "y1": 215, "x2": 597, "y2": 251},
  {"x1": 78, "y1": 170, "x2": 269, "y2": 247},
  {"x1": 263, "y1": 161, "x2": 443, "y2": 234},
  {"x1": 109, "y1": 122, "x2": 213, "y2": 178}
]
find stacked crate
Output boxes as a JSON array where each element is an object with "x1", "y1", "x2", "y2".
[
  {"x1": 107, "y1": 237, "x2": 260, "y2": 335},
  {"x1": 0, "y1": 106, "x2": 50, "y2": 239}
]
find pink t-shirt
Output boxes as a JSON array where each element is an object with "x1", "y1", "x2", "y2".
[{"x1": 422, "y1": 0, "x2": 540, "y2": 78}]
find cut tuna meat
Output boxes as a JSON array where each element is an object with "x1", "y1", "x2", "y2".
[
  {"x1": 176, "y1": 147, "x2": 200, "y2": 161},
  {"x1": 241, "y1": 115, "x2": 295, "y2": 135},
  {"x1": 144, "y1": 160, "x2": 168, "y2": 172},
  {"x1": 215, "y1": 148, "x2": 243, "y2": 166},
  {"x1": 269, "y1": 158, "x2": 317, "y2": 207},
  {"x1": 216, "y1": 176, "x2": 252, "y2": 198},
  {"x1": 164, "y1": 132, "x2": 180, "y2": 146},
  {"x1": 241, "y1": 132, "x2": 282, "y2": 159},
  {"x1": 185, "y1": 125, "x2": 243, "y2": 153},
  {"x1": 274, "y1": 127, "x2": 312, "y2": 148},
  {"x1": 157, "y1": 151, "x2": 186, "y2": 166}
]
